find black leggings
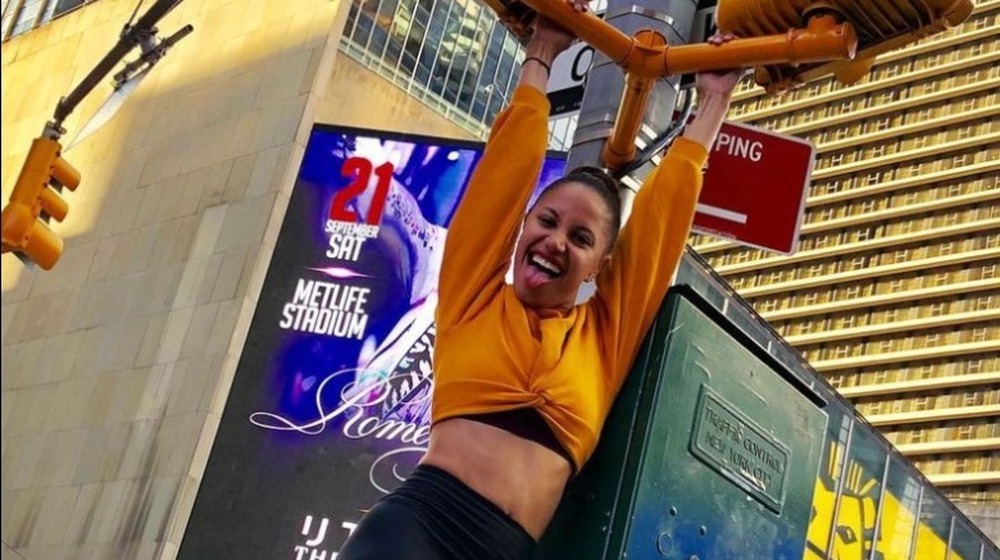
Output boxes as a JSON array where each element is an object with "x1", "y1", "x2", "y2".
[{"x1": 338, "y1": 465, "x2": 536, "y2": 560}]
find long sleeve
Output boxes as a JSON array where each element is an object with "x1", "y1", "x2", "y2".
[
  {"x1": 590, "y1": 137, "x2": 708, "y2": 385},
  {"x1": 436, "y1": 85, "x2": 551, "y2": 331}
]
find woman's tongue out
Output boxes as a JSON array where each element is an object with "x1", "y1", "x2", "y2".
[{"x1": 525, "y1": 252, "x2": 563, "y2": 289}]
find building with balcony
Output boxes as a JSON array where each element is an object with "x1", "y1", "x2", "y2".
[{"x1": 691, "y1": 0, "x2": 999, "y2": 527}]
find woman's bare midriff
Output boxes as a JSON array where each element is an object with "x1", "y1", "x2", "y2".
[{"x1": 420, "y1": 417, "x2": 573, "y2": 541}]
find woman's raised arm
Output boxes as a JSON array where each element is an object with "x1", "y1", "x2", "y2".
[
  {"x1": 593, "y1": 41, "x2": 744, "y2": 383},
  {"x1": 436, "y1": 15, "x2": 581, "y2": 331}
]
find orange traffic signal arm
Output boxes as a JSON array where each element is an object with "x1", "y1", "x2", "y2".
[{"x1": 515, "y1": 0, "x2": 858, "y2": 169}]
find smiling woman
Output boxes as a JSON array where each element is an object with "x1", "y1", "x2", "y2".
[
  {"x1": 337, "y1": 6, "x2": 742, "y2": 560},
  {"x1": 514, "y1": 167, "x2": 623, "y2": 311}
]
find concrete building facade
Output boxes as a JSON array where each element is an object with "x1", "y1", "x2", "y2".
[{"x1": 0, "y1": 0, "x2": 523, "y2": 557}]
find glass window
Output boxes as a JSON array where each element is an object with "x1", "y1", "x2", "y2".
[
  {"x1": 51, "y1": 0, "x2": 86, "y2": 18},
  {"x1": 914, "y1": 492, "x2": 952, "y2": 559},
  {"x1": 471, "y1": 23, "x2": 503, "y2": 121},
  {"x1": 1, "y1": 0, "x2": 14, "y2": 38},
  {"x1": 350, "y1": 0, "x2": 379, "y2": 52},
  {"x1": 12, "y1": 0, "x2": 42, "y2": 36},
  {"x1": 441, "y1": 3, "x2": 479, "y2": 103},
  {"x1": 805, "y1": 413, "x2": 853, "y2": 558},
  {"x1": 415, "y1": 0, "x2": 450, "y2": 89},
  {"x1": 875, "y1": 460, "x2": 921, "y2": 560},
  {"x1": 833, "y1": 430, "x2": 887, "y2": 560},
  {"x1": 949, "y1": 519, "x2": 980, "y2": 560},
  {"x1": 371, "y1": 0, "x2": 402, "y2": 58},
  {"x1": 984, "y1": 543, "x2": 1000, "y2": 560},
  {"x1": 494, "y1": 34, "x2": 520, "y2": 100},
  {"x1": 399, "y1": 0, "x2": 430, "y2": 75},
  {"x1": 457, "y1": 8, "x2": 491, "y2": 113},
  {"x1": 428, "y1": 0, "x2": 461, "y2": 97},
  {"x1": 382, "y1": 0, "x2": 412, "y2": 68},
  {"x1": 343, "y1": 0, "x2": 520, "y2": 130}
]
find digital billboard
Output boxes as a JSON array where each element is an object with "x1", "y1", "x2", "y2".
[{"x1": 177, "y1": 125, "x2": 566, "y2": 559}]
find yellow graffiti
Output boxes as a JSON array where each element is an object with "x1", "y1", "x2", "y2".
[{"x1": 802, "y1": 441, "x2": 962, "y2": 560}]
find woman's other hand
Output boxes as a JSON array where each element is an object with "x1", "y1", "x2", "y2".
[
  {"x1": 682, "y1": 33, "x2": 747, "y2": 150},
  {"x1": 520, "y1": 14, "x2": 580, "y2": 92},
  {"x1": 695, "y1": 33, "x2": 745, "y2": 99},
  {"x1": 530, "y1": 15, "x2": 577, "y2": 58}
]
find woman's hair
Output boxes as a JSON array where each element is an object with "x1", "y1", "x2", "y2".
[{"x1": 544, "y1": 166, "x2": 623, "y2": 251}]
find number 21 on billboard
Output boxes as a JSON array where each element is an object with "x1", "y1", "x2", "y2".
[{"x1": 328, "y1": 157, "x2": 393, "y2": 225}]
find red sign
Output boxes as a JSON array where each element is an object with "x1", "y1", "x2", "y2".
[{"x1": 693, "y1": 120, "x2": 815, "y2": 254}]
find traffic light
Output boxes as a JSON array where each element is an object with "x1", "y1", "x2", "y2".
[
  {"x1": 1, "y1": 137, "x2": 80, "y2": 270},
  {"x1": 715, "y1": 0, "x2": 975, "y2": 92}
]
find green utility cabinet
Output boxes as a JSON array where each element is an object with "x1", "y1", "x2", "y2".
[{"x1": 536, "y1": 274, "x2": 829, "y2": 559}]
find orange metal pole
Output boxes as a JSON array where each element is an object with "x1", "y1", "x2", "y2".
[
  {"x1": 603, "y1": 30, "x2": 665, "y2": 170},
  {"x1": 662, "y1": 15, "x2": 857, "y2": 75},
  {"x1": 518, "y1": 0, "x2": 635, "y2": 63},
  {"x1": 514, "y1": 2, "x2": 856, "y2": 79},
  {"x1": 503, "y1": 3, "x2": 860, "y2": 170}
]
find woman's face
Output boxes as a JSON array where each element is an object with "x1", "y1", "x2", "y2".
[{"x1": 513, "y1": 182, "x2": 613, "y2": 312}]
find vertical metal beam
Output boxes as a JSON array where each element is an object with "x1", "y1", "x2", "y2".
[
  {"x1": 408, "y1": 0, "x2": 439, "y2": 94},
  {"x1": 908, "y1": 485, "x2": 925, "y2": 560},
  {"x1": 945, "y1": 515, "x2": 955, "y2": 560},
  {"x1": 827, "y1": 419, "x2": 856, "y2": 559},
  {"x1": 869, "y1": 453, "x2": 892, "y2": 560}
]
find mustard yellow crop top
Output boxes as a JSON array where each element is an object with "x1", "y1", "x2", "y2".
[{"x1": 433, "y1": 85, "x2": 708, "y2": 472}]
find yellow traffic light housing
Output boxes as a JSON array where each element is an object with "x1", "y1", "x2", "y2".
[
  {"x1": 1, "y1": 137, "x2": 81, "y2": 270},
  {"x1": 715, "y1": 0, "x2": 976, "y2": 92}
]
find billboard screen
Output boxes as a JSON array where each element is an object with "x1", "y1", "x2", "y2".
[{"x1": 178, "y1": 125, "x2": 566, "y2": 559}]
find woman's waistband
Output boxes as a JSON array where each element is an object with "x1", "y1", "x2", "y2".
[{"x1": 391, "y1": 464, "x2": 535, "y2": 544}]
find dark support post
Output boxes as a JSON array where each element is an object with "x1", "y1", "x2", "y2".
[{"x1": 50, "y1": 0, "x2": 185, "y2": 131}]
